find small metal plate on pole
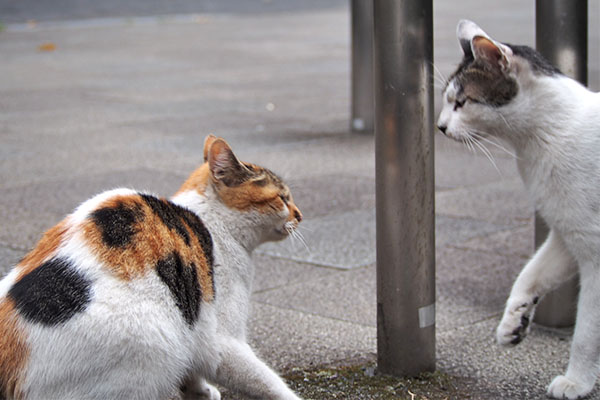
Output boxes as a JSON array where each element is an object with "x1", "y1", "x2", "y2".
[{"x1": 374, "y1": 0, "x2": 435, "y2": 376}]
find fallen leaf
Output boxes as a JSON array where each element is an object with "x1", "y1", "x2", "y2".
[{"x1": 38, "y1": 42, "x2": 56, "y2": 52}]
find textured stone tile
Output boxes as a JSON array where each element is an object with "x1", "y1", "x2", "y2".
[
  {"x1": 252, "y1": 253, "x2": 336, "y2": 294},
  {"x1": 248, "y1": 302, "x2": 376, "y2": 370},
  {"x1": 258, "y1": 209, "x2": 376, "y2": 269},
  {"x1": 460, "y1": 224, "x2": 534, "y2": 259},
  {"x1": 436, "y1": 319, "x2": 593, "y2": 400},
  {"x1": 436, "y1": 178, "x2": 533, "y2": 226},
  {"x1": 435, "y1": 246, "x2": 525, "y2": 331},
  {"x1": 253, "y1": 264, "x2": 375, "y2": 327}
]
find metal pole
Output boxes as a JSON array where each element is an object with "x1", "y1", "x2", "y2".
[
  {"x1": 374, "y1": 0, "x2": 435, "y2": 376},
  {"x1": 351, "y1": 0, "x2": 374, "y2": 132},
  {"x1": 533, "y1": 0, "x2": 587, "y2": 328}
]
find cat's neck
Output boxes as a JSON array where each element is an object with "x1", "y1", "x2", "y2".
[
  {"x1": 171, "y1": 188, "x2": 263, "y2": 253},
  {"x1": 507, "y1": 75, "x2": 599, "y2": 153},
  {"x1": 503, "y1": 76, "x2": 600, "y2": 213}
]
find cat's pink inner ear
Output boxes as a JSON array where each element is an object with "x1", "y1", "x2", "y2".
[
  {"x1": 203, "y1": 134, "x2": 218, "y2": 162},
  {"x1": 207, "y1": 138, "x2": 248, "y2": 184},
  {"x1": 472, "y1": 36, "x2": 509, "y2": 70}
]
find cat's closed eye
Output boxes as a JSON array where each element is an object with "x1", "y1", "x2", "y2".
[{"x1": 453, "y1": 99, "x2": 465, "y2": 111}]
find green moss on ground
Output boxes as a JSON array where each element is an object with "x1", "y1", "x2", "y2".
[{"x1": 283, "y1": 362, "x2": 474, "y2": 400}]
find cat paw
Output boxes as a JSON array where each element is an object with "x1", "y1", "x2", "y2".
[
  {"x1": 547, "y1": 375, "x2": 594, "y2": 399},
  {"x1": 181, "y1": 381, "x2": 221, "y2": 400},
  {"x1": 496, "y1": 296, "x2": 538, "y2": 346}
]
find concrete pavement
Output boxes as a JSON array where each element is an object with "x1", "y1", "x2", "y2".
[{"x1": 1, "y1": 1, "x2": 599, "y2": 399}]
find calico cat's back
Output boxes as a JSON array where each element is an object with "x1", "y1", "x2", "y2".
[{"x1": 0, "y1": 188, "x2": 217, "y2": 399}]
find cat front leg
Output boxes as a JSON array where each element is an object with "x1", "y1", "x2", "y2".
[
  {"x1": 497, "y1": 230, "x2": 577, "y2": 345},
  {"x1": 547, "y1": 262, "x2": 600, "y2": 399},
  {"x1": 212, "y1": 337, "x2": 301, "y2": 400}
]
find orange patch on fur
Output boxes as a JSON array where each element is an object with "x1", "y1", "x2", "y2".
[
  {"x1": 80, "y1": 194, "x2": 214, "y2": 302},
  {"x1": 17, "y1": 219, "x2": 70, "y2": 281},
  {"x1": 0, "y1": 299, "x2": 29, "y2": 400},
  {"x1": 174, "y1": 163, "x2": 211, "y2": 196}
]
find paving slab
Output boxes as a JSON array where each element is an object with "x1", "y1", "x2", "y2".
[{"x1": 248, "y1": 302, "x2": 376, "y2": 370}]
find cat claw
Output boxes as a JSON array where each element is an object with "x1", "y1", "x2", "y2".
[{"x1": 547, "y1": 375, "x2": 594, "y2": 400}]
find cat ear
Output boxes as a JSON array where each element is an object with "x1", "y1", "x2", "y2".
[
  {"x1": 456, "y1": 20, "x2": 512, "y2": 71},
  {"x1": 471, "y1": 35, "x2": 511, "y2": 71},
  {"x1": 456, "y1": 19, "x2": 488, "y2": 57},
  {"x1": 207, "y1": 138, "x2": 252, "y2": 187},
  {"x1": 203, "y1": 134, "x2": 218, "y2": 162}
]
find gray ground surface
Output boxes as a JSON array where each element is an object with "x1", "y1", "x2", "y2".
[{"x1": 1, "y1": 1, "x2": 599, "y2": 399}]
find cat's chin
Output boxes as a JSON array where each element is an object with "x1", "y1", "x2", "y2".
[{"x1": 272, "y1": 227, "x2": 290, "y2": 240}]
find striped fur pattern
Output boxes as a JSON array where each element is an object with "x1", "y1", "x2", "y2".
[
  {"x1": 438, "y1": 20, "x2": 600, "y2": 400},
  {"x1": 0, "y1": 135, "x2": 302, "y2": 400}
]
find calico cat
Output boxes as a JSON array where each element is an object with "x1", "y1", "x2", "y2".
[
  {"x1": 0, "y1": 135, "x2": 303, "y2": 400},
  {"x1": 438, "y1": 20, "x2": 600, "y2": 400}
]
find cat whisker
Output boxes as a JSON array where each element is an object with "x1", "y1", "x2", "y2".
[
  {"x1": 462, "y1": 135, "x2": 475, "y2": 154},
  {"x1": 430, "y1": 62, "x2": 449, "y2": 88},
  {"x1": 495, "y1": 110, "x2": 514, "y2": 131},
  {"x1": 470, "y1": 134, "x2": 503, "y2": 176},
  {"x1": 470, "y1": 131, "x2": 519, "y2": 160},
  {"x1": 297, "y1": 224, "x2": 314, "y2": 233},
  {"x1": 289, "y1": 227, "x2": 310, "y2": 253}
]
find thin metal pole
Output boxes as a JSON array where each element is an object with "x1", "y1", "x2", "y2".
[
  {"x1": 350, "y1": 0, "x2": 374, "y2": 132},
  {"x1": 374, "y1": 0, "x2": 435, "y2": 376},
  {"x1": 533, "y1": 0, "x2": 587, "y2": 328}
]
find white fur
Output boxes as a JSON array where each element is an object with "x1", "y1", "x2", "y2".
[
  {"x1": 439, "y1": 20, "x2": 600, "y2": 400},
  {"x1": 1, "y1": 183, "x2": 299, "y2": 399}
]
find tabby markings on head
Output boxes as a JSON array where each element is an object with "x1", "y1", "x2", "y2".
[{"x1": 83, "y1": 193, "x2": 215, "y2": 324}]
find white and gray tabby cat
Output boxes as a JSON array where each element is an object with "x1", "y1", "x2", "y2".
[
  {"x1": 0, "y1": 135, "x2": 303, "y2": 400},
  {"x1": 438, "y1": 20, "x2": 600, "y2": 399}
]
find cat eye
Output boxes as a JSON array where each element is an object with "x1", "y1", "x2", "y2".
[
  {"x1": 453, "y1": 99, "x2": 466, "y2": 111},
  {"x1": 279, "y1": 194, "x2": 289, "y2": 204}
]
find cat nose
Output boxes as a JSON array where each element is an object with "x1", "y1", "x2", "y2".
[
  {"x1": 438, "y1": 125, "x2": 447, "y2": 134},
  {"x1": 294, "y1": 209, "x2": 302, "y2": 223}
]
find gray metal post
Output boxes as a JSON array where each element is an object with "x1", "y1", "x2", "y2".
[
  {"x1": 351, "y1": 0, "x2": 374, "y2": 132},
  {"x1": 374, "y1": 0, "x2": 435, "y2": 376},
  {"x1": 533, "y1": 0, "x2": 587, "y2": 327}
]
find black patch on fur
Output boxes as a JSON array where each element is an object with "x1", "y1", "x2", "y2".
[
  {"x1": 505, "y1": 43, "x2": 562, "y2": 76},
  {"x1": 9, "y1": 258, "x2": 91, "y2": 326},
  {"x1": 141, "y1": 194, "x2": 192, "y2": 245},
  {"x1": 141, "y1": 195, "x2": 215, "y2": 297},
  {"x1": 175, "y1": 206, "x2": 215, "y2": 297},
  {"x1": 156, "y1": 252, "x2": 201, "y2": 325},
  {"x1": 91, "y1": 201, "x2": 143, "y2": 247}
]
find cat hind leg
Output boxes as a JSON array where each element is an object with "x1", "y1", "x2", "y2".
[{"x1": 546, "y1": 263, "x2": 600, "y2": 399}]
